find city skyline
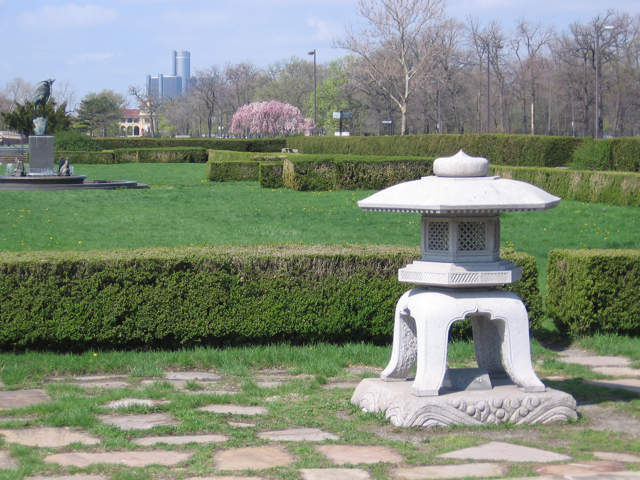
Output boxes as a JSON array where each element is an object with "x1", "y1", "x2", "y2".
[{"x1": 1, "y1": 0, "x2": 640, "y2": 108}]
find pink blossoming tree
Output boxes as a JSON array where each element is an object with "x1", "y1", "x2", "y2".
[{"x1": 230, "y1": 101, "x2": 314, "y2": 137}]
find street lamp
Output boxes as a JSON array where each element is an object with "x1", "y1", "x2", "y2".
[
  {"x1": 595, "y1": 25, "x2": 614, "y2": 139},
  {"x1": 308, "y1": 49, "x2": 317, "y2": 135}
]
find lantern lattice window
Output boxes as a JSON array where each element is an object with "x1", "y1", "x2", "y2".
[
  {"x1": 458, "y1": 221, "x2": 485, "y2": 251},
  {"x1": 428, "y1": 222, "x2": 449, "y2": 250}
]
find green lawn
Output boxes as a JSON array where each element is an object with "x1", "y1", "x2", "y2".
[{"x1": 2, "y1": 163, "x2": 639, "y2": 293}]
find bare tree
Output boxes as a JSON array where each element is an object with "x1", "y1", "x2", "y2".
[
  {"x1": 53, "y1": 79, "x2": 79, "y2": 114},
  {"x1": 510, "y1": 20, "x2": 552, "y2": 134},
  {"x1": 335, "y1": 0, "x2": 447, "y2": 134},
  {"x1": 191, "y1": 66, "x2": 228, "y2": 137},
  {"x1": 128, "y1": 85, "x2": 163, "y2": 137},
  {"x1": 225, "y1": 62, "x2": 260, "y2": 111}
]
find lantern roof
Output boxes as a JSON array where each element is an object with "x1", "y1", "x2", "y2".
[{"x1": 358, "y1": 150, "x2": 561, "y2": 214}]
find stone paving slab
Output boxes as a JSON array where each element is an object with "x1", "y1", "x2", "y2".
[
  {"x1": 559, "y1": 356, "x2": 631, "y2": 367},
  {"x1": 324, "y1": 382, "x2": 359, "y2": 390},
  {"x1": 28, "y1": 476, "x2": 109, "y2": 480},
  {"x1": 300, "y1": 468, "x2": 371, "y2": 479},
  {"x1": 508, "y1": 474, "x2": 640, "y2": 480},
  {"x1": 104, "y1": 398, "x2": 170, "y2": 409},
  {"x1": 199, "y1": 405, "x2": 267, "y2": 415},
  {"x1": 185, "y1": 477, "x2": 265, "y2": 480},
  {"x1": 533, "y1": 460, "x2": 626, "y2": 476},
  {"x1": 165, "y1": 372, "x2": 221, "y2": 381},
  {"x1": 0, "y1": 427, "x2": 100, "y2": 447},
  {"x1": 585, "y1": 379, "x2": 640, "y2": 394},
  {"x1": 0, "y1": 390, "x2": 50, "y2": 409},
  {"x1": 74, "y1": 375, "x2": 129, "y2": 381},
  {"x1": 594, "y1": 452, "x2": 640, "y2": 463},
  {"x1": 257, "y1": 428, "x2": 339, "y2": 441},
  {"x1": 228, "y1": 422, "x2": 256, "y2": 428},
  {"x1": 132, "y1": 434, "x2": 228, "y2": 445},
  {"x1": 315, "y1": 445, "x2": 404, "y2": 465},
  {"x1": 44, "y1": 450, "x2": 192, "y2": 467},
  {"x1": 438, "y1": 441, "x2": 572, "y2": 462},
  {"x1": 213, "y1": 446, "x2": 296, "y2": 471},
  {"x1": 256, "y1": 381, "x2": 283, "y2": 388},
  {"x1": 0, "y1": 450, "x2": 18, "y2": 469},
  {"x1": 185, "y1": 390, "x2": 238, "y2": 395},
  {"x1": 76, "y1": 381, "x2": 130, "y2": 389},
  {"x1": 99, "y1": 413, "x2": 179, "y2": 430},
  {"x1": 391, "y1": 462, "x2": 507, "y2": 479},
  {"x1": 592, "y1": 367, "x2": 640, "y2": 377}
]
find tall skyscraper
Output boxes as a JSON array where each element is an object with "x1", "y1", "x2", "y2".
[{"x1": 147, "y1": 50, "x2": 194, "y2": 99}]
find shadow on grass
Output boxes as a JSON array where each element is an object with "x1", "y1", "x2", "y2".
[{"x1": 545, "y1": 378, "x2": 640, "y2": 406}]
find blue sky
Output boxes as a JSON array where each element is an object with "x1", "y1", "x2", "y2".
[{"x1": 2, "y1": 0, "x2": 639, "y2": 109}]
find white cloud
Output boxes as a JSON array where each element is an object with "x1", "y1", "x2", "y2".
[
  {"x1": 158, "y1": 11, "x2": 229, "y2": 27},
  {"x1": 65, "y1": 52, "x2": 115, "y2": 66},
  {"x1": 18, "y1": 4, "x2": 119, "y2": 30},
  {"x1": 307, "y1": 16, "x2": 343, "y2": 42}
]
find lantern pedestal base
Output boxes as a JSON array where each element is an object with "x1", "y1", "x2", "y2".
[
  {"x1": 381, "y1": 287, "x2": 545, "y2": 396},
  {"x1": 351, "y1": 378, "x2": 577, "y2": 428}
]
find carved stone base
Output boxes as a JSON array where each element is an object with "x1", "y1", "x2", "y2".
[{"x1": 351, "y1": 378, "x2": 578, "y2": 428}]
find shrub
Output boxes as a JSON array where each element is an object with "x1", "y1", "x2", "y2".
[
  {"x1": 206, "y1": 161, "x2": 259, "y2": 182},
  {"x1": 570, "y1": 138, "x2": 613, "y2": 171},
  {"x1": 259, "y1": 162, "x2": 285, "y2": 188},
  {"x1": 54, "y1": 131, "x2": 101, "y2": 152},
  {"x1": 611, "y1": 138, "x2": 640, "y2": 172},
  {"x1": 283, "y1": 156, "x2": 336, "y2": 191},
  {"x1": 491, "y1": 165, "x2": 640, "y2": 207},
  {"x1": 547, "y1": 249, "x2": 640, "y2": 336},
  {"x1": 137, "y1": 147, "x2": 207, "y2": 163},
  {"x1": 56, "y1": 151, "x2": 116, "y2": 164},
  {"x1": 0, "y1": 245, "x2": 541, "y2": 351},
  {"x1": 283, "y1": 154, "x2": 434, "y2": 191},
  {"x1": 93, "y1": 137, "x2": 286, "y2": 152},
  {"x1": 286, "y1": 134, "x2": 582, "y2": 168}
]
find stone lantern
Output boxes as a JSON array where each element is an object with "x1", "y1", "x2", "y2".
[{"x1": 351, "y1": 151, "x2": 578, "y2": 427}]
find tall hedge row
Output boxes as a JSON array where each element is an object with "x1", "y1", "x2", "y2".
[
  {"x1": 114, "y1": 148, "x2": 208, "y2": 163},
  {"x1": 53, "y1": 151, "x2": 119, "y2": 165},
  {"x1": 0, "y1": 245, "x2": 541, "y2": 351},
  {"x1": 285, "y1": 134, "x2": 583, "y2": 168},
  {"x1": 282, "y1": 155, "x2": 434, "y2": 191},
  {"x1": 491, "y1": 165, "x2": 640, "y2": 207},
  {"x1": 547, "y1": 249, "x2": 640, "y2": 336},
  {"x1": 94, "y1": 137, "x2": 286, "y2": 152}
]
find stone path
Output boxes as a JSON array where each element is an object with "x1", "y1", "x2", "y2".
[
  {"x1": 0, "y1": 360, "x2": 635, "y2": 479},
  {"x1": 558, "y1": 349, "x2": 640, "y2": 394}
]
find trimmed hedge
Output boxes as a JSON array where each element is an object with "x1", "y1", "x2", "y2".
[
  {"x1": 491, "y1": 165, "x2": 640, "y2": 207},
  {"x1": 259, "y1": 162, "x2": 285, "y2": 189},
  {"x1": 286, "y1": 134, "x2": 582, "y2": 168},
  {"x1": 40, "y1": 151, "x2": 116, "y2": 165},
  {"x1": 0, "y1": 245, "x2": 541, "y2": 351},
  {"x1": 208, "y1": 150, "x2": 287, "y2": 163},
  {"x1": 205, "y1": 151, "x2": 289, "y2": 182},
  {"x1": 206, "y1": 161, "x2": 260, "y2": 182},
  {"x1": 113, "y1": 147, "x2": 207, "y2": 164},
  {"x1": 94, "y1": 137, "x2": 286, "y2": 152},
  {"x1": 283, "y1": 154, "x2": 434, "y2": 191},
  {"x1": 547, "y1": 249, "x2": 640, "y2": 336}
]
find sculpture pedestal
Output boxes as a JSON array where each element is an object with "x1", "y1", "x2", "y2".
[
  {"x1": 352, "y1": 378, "x2": 577, "y2": 428},
  {"x1": 28, "y1": 135, "x2": 55, "y2": 174}
]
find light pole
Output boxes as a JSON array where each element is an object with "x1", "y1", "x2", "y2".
[
  {"x1": 595, "y1": 25, "x2": 614, "y2": 138},
  {"x1": 308, "y1": 49, "x2": 317, "y2": 135}
]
